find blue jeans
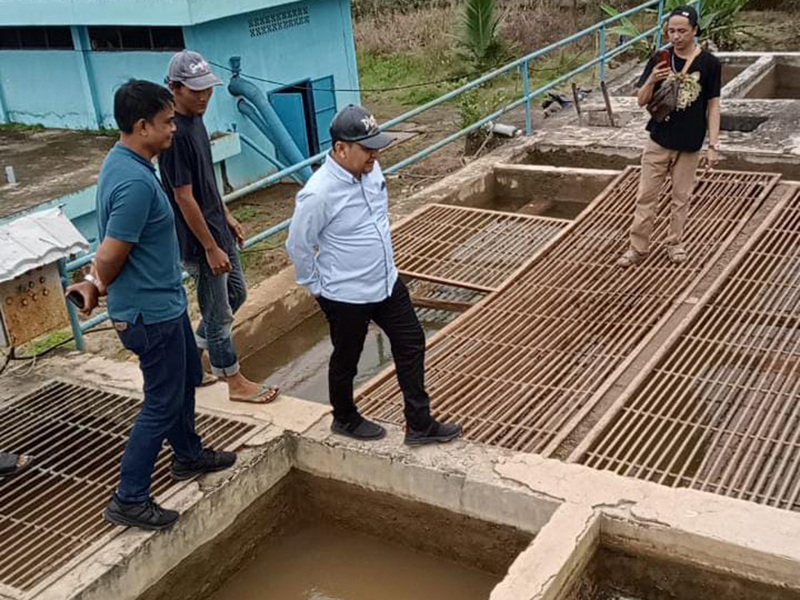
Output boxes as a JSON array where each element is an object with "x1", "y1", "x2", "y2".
[
  {"x1": 114, "y1": 312, "x2": 203, "y2": 503},
  {"x1": 186, "y1": 247, "x2": 247, "y2": 377}
]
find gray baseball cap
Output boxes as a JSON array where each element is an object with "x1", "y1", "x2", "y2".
[
  {"x1": 329, "y1": 104, "x2": 394, "y2": 150},
  {"x1": 167, "y1": 50, "x2": 222, "y2": 91}
]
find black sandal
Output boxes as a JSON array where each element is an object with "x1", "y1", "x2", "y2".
[{"x1": 0, "y1": 452, "x2": 33, "y2": 477}]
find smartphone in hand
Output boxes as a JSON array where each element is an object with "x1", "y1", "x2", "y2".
[{"x1": 657, "y1": 49, "x2": 670, "y2": 68}]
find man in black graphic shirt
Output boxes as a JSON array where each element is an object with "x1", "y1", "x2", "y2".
[
  {"x1": 618, "y1": 6, "x2": 721, "y2": 268},
  {"x1": 160, "y1": 51, "x2": 279, "y2": 404}
]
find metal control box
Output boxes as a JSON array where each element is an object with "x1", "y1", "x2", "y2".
[
  {"x1": 0, "y1": 207, "x2": 88, "y2": 349},
  {"x1": 0, "y1": 263, "x2": 68, "y2": 347}
]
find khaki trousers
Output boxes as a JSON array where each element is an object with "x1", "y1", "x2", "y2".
[{"x1": 629, "y1": 138, "x2": 702, "y2": 255}]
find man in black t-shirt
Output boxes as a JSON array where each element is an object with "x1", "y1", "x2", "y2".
[
  {"x1": 618, "y1": 6, "x2": 721, "y2": 268},
  {"x1": 160, "y1": 51, "x2": 279, "y2": 404}
]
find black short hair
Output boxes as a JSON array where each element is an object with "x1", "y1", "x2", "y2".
[{"x1": 114, "y1": 79, "x2": 174, "y2": 134}]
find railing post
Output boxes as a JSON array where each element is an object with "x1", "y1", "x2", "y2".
[
  {"x1": 521, "y1": 60, "x2": 532, "y2": 135},
  {"x1": 59, "y1": 259, "x2": 85, "y2": 352},
  {"x1": 599, "y1": 23, "x2": 606, "y2": 83},
  {"x1": 655, "y1": 0, "x2": 665, "y2": 50}
]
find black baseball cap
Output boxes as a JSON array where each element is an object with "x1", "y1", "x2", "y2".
[
  {"x1": 329, "y1": 104, "x2": 394, "y2": 150},
  {"x1": 668, "y1": 5, "x2": 701, "y2": 34}
]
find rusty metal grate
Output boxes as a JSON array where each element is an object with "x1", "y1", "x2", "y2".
[
  {"x1": 392, "y1": 204, "x2": 569, "y2": 292},
  {"x1": 357, "y1": 168, "x2": 780, "y2": 454},
  {"x1": 406, "y1": 279, "x2": 485, "y2": 314},
  {"x1": 0, "y1": 380, "x2": 256, "y2": 594},
  {"x1": 576, "y1": 185, "x2": 800, "y2": 512}
]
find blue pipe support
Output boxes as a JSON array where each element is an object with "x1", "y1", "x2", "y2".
[
  {"x1": 655, "y1": 0, "x2": 665, "y2": 50},
  {"x1": 228, "y1": 74, "x2": 313, "y2": 181},
  {"x1": 520, "y1": 61, "x2": 532, "y2": 136},
  {"x1": 237, "y1": 98, "x2": 272, "y2": 139},
  {"x1": 599, "y1": 23, "x2": 606, "y2": 82},
  {"x1": 238, "y1": 133, "x2": 305, "y2": 185},
  {"x1": 75, "y1": 219, "x2": 292, "y2": 332},
  {"x1": 58, "y1": 259, "x2": 85, "y2": 351}
]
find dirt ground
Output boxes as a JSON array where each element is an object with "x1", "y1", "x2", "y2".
[
  {"x1": 739, "y1": 9, "x2": 800, "y2": 52},
  {"x1": 0, "y1": 128, "x2": 115, "y2": 218}
]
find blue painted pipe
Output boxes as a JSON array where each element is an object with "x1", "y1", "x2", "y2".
[
  {"x1": 239, "y1": 132, "x2": 305, "y2": 185},
  {"x1": 228, "y1": 75, "x2": 313, "y2": 181}
]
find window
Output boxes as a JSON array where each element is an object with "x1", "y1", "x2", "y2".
[
  {"x1": 0, "y1": 27, "x2": 74, "y2": 50},
  {"x1": 88, "y1": 26, "x2": 185, "y2": 51}
]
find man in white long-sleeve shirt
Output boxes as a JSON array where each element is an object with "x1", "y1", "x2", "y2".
[{"x1": 286, "y1": 105, "x2": 462, "y2": 445}]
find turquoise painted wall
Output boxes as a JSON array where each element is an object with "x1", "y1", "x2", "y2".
[
  {"x1": 0, "y1": 0, "x2": 359, "y2": 192},
  {"x1": 3, "y1": 0, "x2": 327, "y2": 27},
  {"x1": 87, "y1": 52, "x2": 176, "y2": 128},
  {"x1": 186, "y1": 0, "x2": 360, "y2": 188},
  {"x1": 0, "y1": 51, "x2": 91, "y2": 128}
]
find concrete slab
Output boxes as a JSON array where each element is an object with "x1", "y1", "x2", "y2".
[
  {"x1": 495, "y1": 453, "x2": 800, "y2": 590},
  {"x1": 490, "y1": 504, "x2": 599, "y2": 600},
  {"x1": 0, "y1": 129, "x2": 114, "y2": 219},
  {"x1": 195, "y1": 390, "x2": 329, "y2": 435}
]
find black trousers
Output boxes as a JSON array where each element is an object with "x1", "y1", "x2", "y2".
[{"x1": 317, "y1": 279, "x2": 432, "y2": 431}]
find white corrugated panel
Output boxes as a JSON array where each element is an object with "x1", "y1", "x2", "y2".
[{"x1": 0, "y1": 208, "x2": 89, "y2": 283}]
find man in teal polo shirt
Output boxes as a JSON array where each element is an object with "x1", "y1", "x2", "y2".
[{"x1": 68, "y1": 80, "x2": 235, "y2": 530}]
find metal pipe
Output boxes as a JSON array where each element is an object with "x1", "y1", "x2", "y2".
[
  {"x1": 655, "y1": 0, "x2": 665, "y2": 50},
  {"x1": 521, "y1": 61, "x2": 532, "y2": 135},
  {"x1": 58, "y1": 259, "x2": 85, "y2": 351},
  {"x1": 599, "y1": 23, "x2": 606, "y2": 82},
  {"x1": 238, "y1": 132, "x2": 305, "y2": 185},
  {"x1": 228, "y1": 74, "x2": 313, "y2": 181}
]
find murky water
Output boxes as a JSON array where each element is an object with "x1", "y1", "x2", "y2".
[
  {"x1": 491, "y1": 197, "x2": 590, "y2": 221},
  {"x1": 209, "y1": 523, "x2": 500, "y2": 600},
  {"x1": 241, "y1": 312, "x2": 446, "y2": 403}
]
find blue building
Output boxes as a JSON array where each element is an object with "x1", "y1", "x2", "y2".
[{"x1": 0, "y1": 0, "x2": 361, "y2": 190}]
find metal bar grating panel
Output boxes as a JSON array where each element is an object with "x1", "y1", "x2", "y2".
[
  {"x1": 357, "y1": 168, "x2": 780, "y2": 454},
  {"x1": 392, "y1": 204, "x2": 569, "y2": 292},
  {"x1": 406, "y1": 278, "x2": 485, "y2": 314},
  {"x1": 579, "y1": 186, "x2": 800, "y2": 512},
  {"x1": 0, "y1": 380, "x2": 256, "y2": 594}
]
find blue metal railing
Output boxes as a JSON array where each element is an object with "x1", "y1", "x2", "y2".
[{"x1": 63, "y1": 0, "x2": 695, "y2": 350}]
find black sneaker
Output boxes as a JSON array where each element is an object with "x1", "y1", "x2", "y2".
[
  {"x1": 171, "y1": 448, "x2": 237, "y2": 481},
  {"x1": 331, "y1": 417, "x2": 386, "y2": 441},
  {"x1": 405, "y1": 420, "x2": 463, "y2": 446},
  {"x1": 104, "y1": 495, "x2": 179, "y2": 530}
]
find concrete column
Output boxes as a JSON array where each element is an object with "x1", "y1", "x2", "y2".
[{"x1": 71, "y1": 26, "x2": 103, "y2": 129}]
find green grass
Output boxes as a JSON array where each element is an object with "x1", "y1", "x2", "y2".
[
  {"x1": 0, "y1": 122, "x2": 118, "y2": 137},
  {"x1": 231, "y1": 206, "x2": 260, "y2": 223},
  {"x1": 357, "y1": 45, "x2": 592, "y2": 123},
  {"x1": 239, "y1": 231, "x2": 288, "y2": 273},
  {"x1": 0, "y1": 122, "x2": 46, "y2": 134},
  {"x1": 17, "y1": 328, "x2": 75, "y2": 358},
  {"x1": 358, "y1": 50, "x2": 467, "y2": 107}
]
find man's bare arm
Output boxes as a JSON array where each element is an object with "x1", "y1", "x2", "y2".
[
  {"x1": 638, "y1": 63, "x2": 672, "y2": 107},
  {"x1": 172, "y1": 184, "x2": 231, "y2": 275},
  {"x1": 707, "y1": 97, "x2": 721, "y2": 147},
  {"x1": 66, "y1": 236, "x2": 131, "y2": 315},
  {"x1": 94, "y1": 236, "x2": 133, "y2": 288}
]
